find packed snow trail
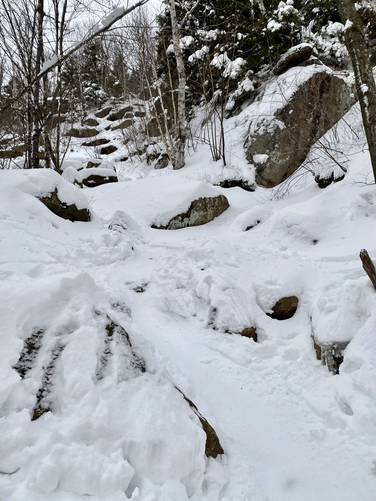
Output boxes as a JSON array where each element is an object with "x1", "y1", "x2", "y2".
[{"x1": 1, "y1": 164, "x2": 376, "y2": 500}]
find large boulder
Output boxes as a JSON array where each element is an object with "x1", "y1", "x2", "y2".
[
  {"x1": 245, "y1": 67, "x2": 353, "y2": 188},
  {"x1": 65, "y1": 128, "x2": 99, "y2": 139},
  {"x1": 153, "y1": 195, "x2": 229, "y2": 230},
  {"x1": 39, "y1": 190, "x2": 91, "y2": 221},
  {"x1": 273, "y1": 43, "x2": 314, "y2": 76},
  {"x1": 111, "y1": 119, "x2": 133, "y2": 131},
  {"x1": 82, "y1": 117, "x2": 99, "y2": 127},
  {"x1": 107, "y1": 107, "x2": 133, "y2": 121},
  {"x1": 82, "y1": 138, "x2": 110, "y2": 147},
  {"x1": 95, "y1": 106, "x2": 112, "y2": 118}
]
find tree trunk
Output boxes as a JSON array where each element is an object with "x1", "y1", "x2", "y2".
[
  {"x1": 169, "y1": 0, "x2": 187, "y2": 170},
  {"x1": 31, "y1": 0, "x2": 44, "y2": 169},
  {"x1": 340, "y1": 0, "x2": 376, "y2": 183}
]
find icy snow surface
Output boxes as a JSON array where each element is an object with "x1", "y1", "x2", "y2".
[{"x1": 1, "y1": 99, "x2": 376, "y2": 501}]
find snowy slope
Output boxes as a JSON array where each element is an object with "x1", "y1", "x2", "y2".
[{"x1": 1, "y1": 99, "x2": 376, "y2": 501}]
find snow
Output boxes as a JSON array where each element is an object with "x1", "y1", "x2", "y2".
[
  {"x1": 87, "y1": 174, "x2": 227, "y2": 227},
  {"x1": 0, "y1": 168, "x2": 90, "y2": 210},
  {"x1": 2, "y1": 73, "x2": 376, "y2": 501}
]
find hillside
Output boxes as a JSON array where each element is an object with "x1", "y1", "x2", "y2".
[
  {"x1": 1, "y1": 1, "x2": 376, "y2": 500},
  {"x1": 1, "y1": 80, "x2": 376, "y2": 500}
]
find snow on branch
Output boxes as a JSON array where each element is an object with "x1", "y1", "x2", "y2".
[{"x1": 1, "y1": 0, "x2": 149, "y2": 113}]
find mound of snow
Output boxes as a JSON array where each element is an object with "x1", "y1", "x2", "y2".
[
  {"x1": 88, "y1": 173, "x2": 229, "y2": 228},
  {"x1": 1, "y1": 168, "x2": 90, "y2": 210}
]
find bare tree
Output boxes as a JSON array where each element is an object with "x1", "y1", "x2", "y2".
[
  {"x1": 340, "y1": 0, "x2": 376, "y2": 182},
  {"x1": 169, "y1": 0, "x2": 187, "y2": 169}
]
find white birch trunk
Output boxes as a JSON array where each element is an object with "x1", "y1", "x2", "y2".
[{"x1": 169, "y1": 0, "x2": 187, "y2": 169}]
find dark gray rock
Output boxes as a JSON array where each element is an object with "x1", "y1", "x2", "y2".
[
  {"x1": 273, "y1": 43, "x2": 314, "y2": 76},
  {"x1": 246, "y1": 69, "x2": 353, "y2": 188},
  {"x1": 39, "y1": 190, "x2": 91, "y2": 222},
  {"x1": 95, "y1": 107, "x2": 112, "y2": 118},
  {"x1": 82, "y1": 138, "x2": 110, "y2": 147},
  {"x1": 111, "y1": 119, "x2": 133, "y2": 131},
  {"x1": 65, "y1": 128, "x2": 99, "y2": 139},
  {"x1": 82, "y1": 117, "x2": 100, "y2": 127},
  {"x1": 152, "y1": 195, "x2": 229, "y2": 230},
  {"x1": 100, "y1": 145, "x2": 118, "y2": 155},
  {"x1": 267, "y1": 296, "x2": 299, "y2": 320}
]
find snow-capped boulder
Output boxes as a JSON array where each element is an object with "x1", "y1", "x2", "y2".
[
  {"x1": 107, "y1": 107, "x2": 132, "y2": 121},
  {"x1": 100, "y1": 145, "x2": 118, "y2": 155},
  {"x1": 39, "y1": 190, "x2": 91, "y2": 221},
  {"x1": 82, "y1": 117, "x2": 99, "y2": 127},
  {"x1": 95, "y1": 106, "x2": 112, "y2": 118},
  {"x1": 63, "y1": 166, "x2": 118, "y2": 188},
  {"x1": 153, "y1": 194, "x2": 229, "y2": 230},
  {"x1": 82, "y1": 138, "x2": 110, "y2": 147},
  {"x1": 111, "y1": 119, "x2": 133, "y2": 131},
  {"x1": 65, "y1": 127, "x2": 99, "y2": 139},
  {"x1": 2, "y1": 169, "x2": 92, "y2": 221},
  {"x1": 87, "y1": 175, "x2": 230, "y2": 230},
  {"x1": 273, "y1": 43, "x2": 314, "y2": 76},
  {"x1": 245, "y1": 66, "x2": 353, "y2": 188}
]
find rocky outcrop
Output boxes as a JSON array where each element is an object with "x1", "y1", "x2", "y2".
[
  {"x1": 82, "y1": 117, "x2": 100, "y2": 127},
  {"x1": 246, "y1": 69, "x2": 353, "y2": 188},
  {"x1": 39, "y1": 190, "x2": 91, "y2": 222},
  {"x1": 273, "y1": 43, "x2": 314, "y2": 76},
  {"x1": 100, "y1": 145, "x2": 118, "y2": 155},
  {"x1": 153, "y1": 195, "x2": 229, "y2": 230},
  {"x1": 86, "y1": 160, "x2": 101, "y2": 169},
  {"x1": 107, "y1": 107, "x2": 132, "y2": 121},
  {"x1": 111, "y1": 119, "x2": 133, "y2": 131},
  {"x1": 267, "y1": 296, "x2": 299, "y2": 320},
  {"x1": 217, "y1": 178, "x2": 256, "y2": 192},
  {"x1": 95, "y1": 106, "x2": 112, "y2": 118},
  {"x1": 239, "y1": 327, "x2": 258, "y2": 342},
  {"x1": 81, "y1": 172, "x2": 118, "y2": 188},
  {"x1": 0, "y1": 146, "x2": 25, "y2": 159},
  {"x1": 82, "y1": 138, "x2": 110, "y2": 147},
  {"x1": 65, "y1": 128, "x2": 99, "y2": 139},
  {"x1": 176, "y1": 388, "x2": 224, "y2": 459}
]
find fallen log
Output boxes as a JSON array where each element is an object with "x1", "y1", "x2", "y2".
[{"x1": 360, "y1": 249, "x2": 376, "y2": 289}]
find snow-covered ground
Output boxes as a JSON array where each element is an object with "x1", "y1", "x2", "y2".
[{"x1": 1, "y1": 97, "x2": 376, "y2": 501}]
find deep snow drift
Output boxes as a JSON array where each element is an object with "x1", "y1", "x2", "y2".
[{"x1": 1, "y1": 98, "x2": 376, "y2": 501}]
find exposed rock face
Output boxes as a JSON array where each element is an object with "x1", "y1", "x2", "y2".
[
  {"x1": 65, "y1": 128, "x2": 99, "y2": 139},
  {"x1": 239, "y1": 327, "x2": 258, "y2": 342},
  {"x1": 82, "y1": 117, "x2": 99, "y2": 127},
  {"x1": 107, "y1": 107, "x2": 132, "y2": 121},
  {"x1": 153, "y1": 195, "x2": 229, "y2": 230},
  {"x1": 267, "y1": 296, "x2": 299, "y2": 320},
  {"x1": 273, "y1": 43, "x2": 314, "y2": 76},
  {"x1": 217, "y1": 178, "x2": 256, "y2": 192},
  {"x1": 246, "y1": 70, "x2": 353, "y2": 188},
  {"x1": 82, "y1": 138, "x2": 110, "y2": 147},
  {"x1": 312, "y1": 337, "x2": 349, "y2": 375},
  {"x1": 81, "y1": 173, "x2": 118, "y2": 188},
  {"x1": 0, "y1": 144, "x2": 26, "y2": 159},
  {"x1": 111, "y1": 119, "x2": 133, "y2": 131},
  {"x1": 86, "y1": 160, "x2": 101, "y2": 169},
  {"x1": 95, "y1": 106, "x2": 112, "y2": 118},
  {"x1": 39, "y1": 190, "x2": 91, "y2": 222},
  {"x1": 176, "y1": 388, "x2": 224, "y2": 459},
  {"x1": 100, "y1": 145, "x2": 118, "y2": 155}
]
